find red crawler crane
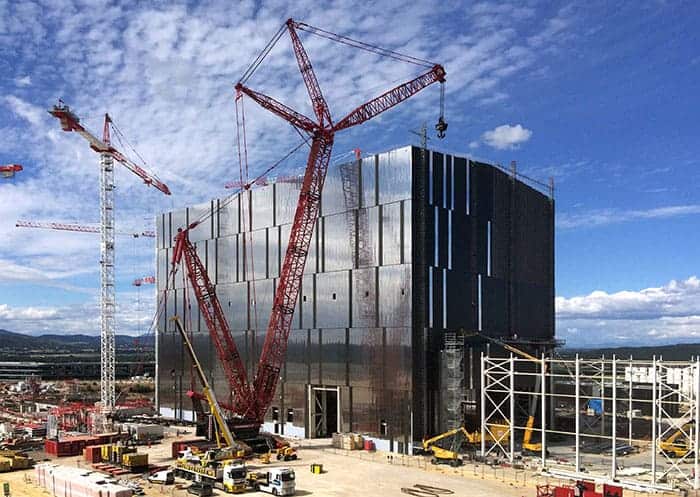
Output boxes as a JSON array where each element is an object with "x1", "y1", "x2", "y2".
[{"x1": 172, "y1": 18, "x2": 446, "y2": 427}]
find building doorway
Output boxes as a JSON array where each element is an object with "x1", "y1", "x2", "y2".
[{"x1": 308, "y1": 386, "x2": 340, "y2": 438}]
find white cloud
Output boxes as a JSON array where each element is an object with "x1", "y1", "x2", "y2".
[
  {"x1": 557, "y1": 277, "x2": 700, "y2": 346},
  {"x1": 4, "y1": 96, "x2": 44, "y2": 126},
  {"x1": 481, "y1": 124, "x2": 533, "y2": 150},
  {"x1": 0, "y1": 289, "x2": 154, "y2": 335},
  {"x1": 468, "y1": 141, "x2": 480, "y2": 149},
  {"x1": 15, "y1": 76, "x2": 32, "y2": 87},
  {"x1": 558, "y1": 205, "x2": 700, "y2": 230}
]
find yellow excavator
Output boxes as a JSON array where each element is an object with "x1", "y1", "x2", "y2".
[
  {"x1": 466, "y1": 331, "x2": 545, "y2": 456},
  {"x1": 422, "y1": 424, "x2": 510, "y2": 466},
  {"x1": 659, "y1": 421, "x2": 694, "y2": 458}
]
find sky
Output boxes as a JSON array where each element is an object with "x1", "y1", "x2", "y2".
[{"x1": 0, "y1": 0, "x2": 699, "y2": 347}]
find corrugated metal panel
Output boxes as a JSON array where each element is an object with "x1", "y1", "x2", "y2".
[
  {"x1": 217, "y1": 236, "x2": 237, "y2": 284},
  {"x1": 381, "y1": 202, "x2": 402, "y2": 266},
  {"x1": 218, "y1": 194, "x2": 240, "y2": 236},
  {"x1": 322, "y1": 162, "x2": 350, "y2": 216},
  {"x1": 321, "y1": 328, "x2": 347, "y2": 386},
  {"x1": 361, "y1": 155, "x2": 377, "y2": 208},
  {"x1": 351, "y1": 267, "x2": 377, "y2": 328},
  {"x1": 357, "y1": 207, "x2": 379, "y2": 267},
  {"x1": 315, "y1": 270, "x2": 350, "y2": 329},
  {"x1": 275, "y1": 181, "x2": 302, "y2": 226},
  {"x1": 188, "y1": 202, "x2": 212, "y2": 243},
  {"x1": 378, "y1": 146, "x2": 412, "y2": 205},
  {"x1": 323, "y1": 212, "x2": 353, "y2": 272},
  {"x1": 251, "y1": 185, "x2": 274, "y2": 230},
  {"x1": 378, "y1": 265, "x2": 411, "y2": 328},
  {"x1": 300, "y1": 274, "x2": 315, "y2": 329}
]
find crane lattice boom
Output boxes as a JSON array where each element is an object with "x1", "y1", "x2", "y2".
[
  {"x1": 48, "y1": 105, "x2": 171, "y2": 195},
  {"x1": 172, "y1": 229, "x2": 255, "y2": 416},
  {"x1": 16, "y1": 220, "x2": 155, "y2": 238}
]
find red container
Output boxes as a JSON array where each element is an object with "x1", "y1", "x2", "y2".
[
  {"x1": 363, "y1": 440, "x2": 375, "y2": 451},
  {"x1": 83, "y1": 445, "x2": 102, "y2": 464},
  {"x1": 45, "y1": 436, "x2": 100, "y2": 457},
  {"x1": 553, "y1": 488, "x2": 575, "y2": 497}
]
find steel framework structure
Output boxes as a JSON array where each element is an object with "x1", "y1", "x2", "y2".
[{"x1": 481, "y1": 353, "x2": 700, "y2": 494}]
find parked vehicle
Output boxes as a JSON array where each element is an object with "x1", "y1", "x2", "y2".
[
  {"x1": 147, "y1": 470, "x2": 174, "y2": 485},
  {"x1": 247, "y1": 467, "x2": 295, "y2": 496}
]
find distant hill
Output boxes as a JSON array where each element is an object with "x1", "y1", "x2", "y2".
[
  {"x1": 560, "y1": 343, "x2": 700, "y2": 361},
  {"x1": 0, "y1": 329, "x2": 154, "y2": 350}
]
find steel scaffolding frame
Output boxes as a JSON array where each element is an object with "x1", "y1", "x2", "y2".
[{"x1": 481, "y1": 353, "x2": 700, "y2": 493}]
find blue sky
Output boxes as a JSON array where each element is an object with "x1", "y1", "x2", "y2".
[{"x1": 0, "y1": 0, "x2": 699, "y2": 346}]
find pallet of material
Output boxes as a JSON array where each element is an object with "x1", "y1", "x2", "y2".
[{"x1": 331, "y1": 432, "x2": 364, "y2": 450}]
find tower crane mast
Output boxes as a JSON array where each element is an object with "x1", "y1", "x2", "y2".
[{"x1": 48, "y1": 102, "x2": 170, "y2": 419}]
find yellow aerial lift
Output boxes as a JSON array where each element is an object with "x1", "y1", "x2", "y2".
[
  {"x1": 422, "y1": 424, "x2": 510, "y2": 466},
  {"x1": 659, "y1": 421, "x2": 694, "y2": 458}
]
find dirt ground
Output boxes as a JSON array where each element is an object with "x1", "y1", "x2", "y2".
[{"x1": 0, "y1": 434, "x2": 682, "y2": 497}]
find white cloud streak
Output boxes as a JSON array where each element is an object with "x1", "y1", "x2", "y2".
[
  {"x1": 558, "y1": 205, "x2": 700, "y2": 229},
  {"x1": 557, "y1": 277, "x2": 700, "y2": 346}
]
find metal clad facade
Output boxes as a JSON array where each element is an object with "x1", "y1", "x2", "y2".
[{"x1": 156, "y1": 145, "x2": 554, "y2": 445}]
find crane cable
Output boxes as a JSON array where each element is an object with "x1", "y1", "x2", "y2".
[
  {"x1": 239, "y1": 19, "x2": 437, "y2": 87},
  {"x1": 295, "y1": 21, "x2": 436, "y2": 68},
  {"x1": 235, "y1": 93, "x2": 260, "y2": 335},
  {"x1": 110, "y1": 120, "x2": 167, "y2": 185}
]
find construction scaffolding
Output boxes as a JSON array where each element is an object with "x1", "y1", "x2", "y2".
[
  {"x1": 481, "y1": 353, "x2": 700, "y2": 494},
  {"x1": 443, "y1": 330, "x2": 465, "y2": 430}
]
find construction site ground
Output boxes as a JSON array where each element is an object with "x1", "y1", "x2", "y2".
[{"x1": 0, "y1": 434, "x2": 682, "y2": 497}]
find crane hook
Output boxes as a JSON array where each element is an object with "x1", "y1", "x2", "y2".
[
  {"x1": 435, "y1": 117, "x2": 448, "y2": 139},
  {"x1": 435, "y1": 82, "x2": 447, "y2": 139}
]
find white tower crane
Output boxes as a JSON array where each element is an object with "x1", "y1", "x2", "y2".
[{"x1": 48, "y1": 102, "x2": 170, "y2": 419}]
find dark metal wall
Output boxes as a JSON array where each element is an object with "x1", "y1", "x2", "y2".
[
  {"x1": 156, "y1": 145, "x2": 554, "y2": 447},
  {"x1": 411, "y1": 149, "x2": 554, "y2": 436}
]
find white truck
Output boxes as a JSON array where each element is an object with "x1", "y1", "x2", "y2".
[
  {"x1": 221, "y1": 462, "x2": 247, "y2": 494},
  {"x1": 247, "y1": 468, "x2": 295, "y2": 496}
]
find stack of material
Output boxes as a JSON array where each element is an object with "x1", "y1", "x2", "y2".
[
  {"x1": 331, "y1": 433, "x2": 365, "y2": 450},
  {"x1": 34, "y1": 464, "x2": 133, "y2": 497},
  {"x1": 118, "y1": 423, "x2": 164, "y2": 442}
]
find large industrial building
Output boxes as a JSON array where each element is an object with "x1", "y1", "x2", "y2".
[{"x1": 155, "y1": 145, "x2": 555, "y2": 452}]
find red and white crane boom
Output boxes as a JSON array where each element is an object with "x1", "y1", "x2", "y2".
[
  {"x1": 49, "y1": 105, "x2": 170, "y2": 195},
  {"x1": 133, "y1": 276, "x2": 156, "y2": 286},
  {"x1": 0, "y1": 164, "x2": 23, "y2": 178},
  {"x1": 16, "y1": 220, "x2": 155, "y2": 238}
]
